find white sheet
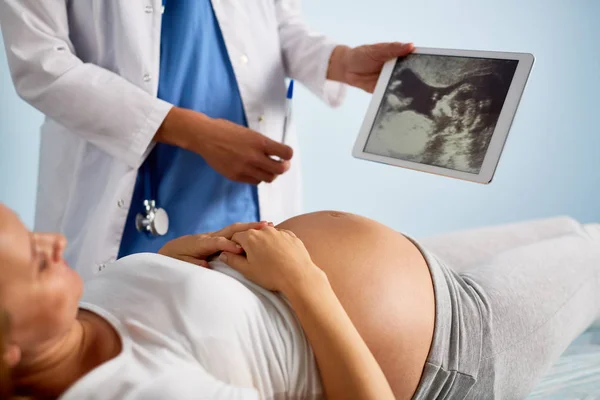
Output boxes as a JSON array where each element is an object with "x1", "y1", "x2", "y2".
[{"x1": 528, "y1": 325, "x2": 600, "y2": 399}]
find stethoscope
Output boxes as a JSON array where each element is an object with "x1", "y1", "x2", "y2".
[
  {"x1": 136, "y1": 0, "x2": 169, "y2": 237},
  {"x1": 135, "y1": 150, "x2": 169, "y2": 236}
]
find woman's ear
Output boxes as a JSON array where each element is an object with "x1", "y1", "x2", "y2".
[{"x1": 3, "y1": 343, "x2": 21, "y2": 367}]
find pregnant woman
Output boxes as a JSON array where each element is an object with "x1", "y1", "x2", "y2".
[{"x1": 0, "y1": 203, "x2": 598, "y2": 399}]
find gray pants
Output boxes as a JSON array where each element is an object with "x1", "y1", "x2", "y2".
[{"x1": 410, "y1": 217, "x2": 600, "y2": 399}]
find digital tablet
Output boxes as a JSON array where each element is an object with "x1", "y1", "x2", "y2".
[{"x1": 352, "y1": 47, "x2": 534, "y2": 183}]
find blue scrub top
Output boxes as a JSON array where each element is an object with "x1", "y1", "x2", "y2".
[{"x1": 118, "y1": 0, "x2": 260, "y2": 258}]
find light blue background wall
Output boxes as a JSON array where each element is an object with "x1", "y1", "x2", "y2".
[
  {"x1": 0, "y1": 33, "x2": 43, "y2": 229},
  {"x1": 1, "y1": 0, "x2": 599, "y2": 236}
]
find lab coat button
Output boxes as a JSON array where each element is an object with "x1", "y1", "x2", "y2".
[
  {"x1": 145, "y1": 5, "x2": 154, "y2": 13},
  {"x1": 98, "y1": 264, "x2": 105, "y2": 272},
  {"x1": 258, "y1": 115, "x2": 264, "y2": 122},
  {"x1": 240, "y1": 55, "x2": 249, "y2": 65},
  {"x1": 143, "y1": 74, "x2": 152, "y2": 82},
  {"x1": 117, "y1": 199, "x2": 125, "y2": 208}
]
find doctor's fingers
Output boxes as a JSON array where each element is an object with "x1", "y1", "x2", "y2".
[
  {"x1": 238, "y1": 174, "x2": 261, "y2": 185},
  {"x1": 262, "y1": 138, "x2": 293, "y2": 161},
  {"x1": 248, "y1": 167, "x2": 278, "y2": 184},
  {"x1": 255, "y1": 155, "x2": 290, "y2": 175}
]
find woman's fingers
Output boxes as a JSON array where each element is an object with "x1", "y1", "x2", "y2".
[
  {"x1": 279, "y1": 228, "x2": 297, "y2": 238},
  {"x1": 219, "y1": 252, "x2": 250, "y2": 273},
  {"x1": 230, "y1": 230, "x2": 253, "y2": 250},
  {"x1": 179, "y1": 255, "x2": 210, "y2": 268},
  {"x1": 194, "y1": 236, "x2": 243, "y2": 256},
  {"x1": 214, "y1": 221, "x2": 269, "y2": 239}
]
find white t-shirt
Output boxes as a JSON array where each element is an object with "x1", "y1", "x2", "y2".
[{"x1": 59, "y1": 253, "x2": 323, "y2": 400}]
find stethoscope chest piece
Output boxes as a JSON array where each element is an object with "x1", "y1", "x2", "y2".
[{"x1": 136, "y1": 199, "x2": 169, "y2": 236}]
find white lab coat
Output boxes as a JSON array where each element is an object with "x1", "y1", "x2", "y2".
[{"x1": 0, "y1": 0, "x2": 345, "y2": 281}]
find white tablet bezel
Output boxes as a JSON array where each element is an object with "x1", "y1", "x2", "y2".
[{"x1": 352, "y1": 47, "x2": 535, "y2": 184}]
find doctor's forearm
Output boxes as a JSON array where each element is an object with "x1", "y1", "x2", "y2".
[
  {"x1": 326, "y1": 45, "x2": 352, "y2": 84},
  {"x1": 154, "y1": 107, "x2": 209, "y2": 150}
]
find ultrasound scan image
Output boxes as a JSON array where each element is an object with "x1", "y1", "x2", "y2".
[{"x1": 364, "y1": 54, "x2": 518, "y2": 173}]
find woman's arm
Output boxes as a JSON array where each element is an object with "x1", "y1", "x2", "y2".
[
  {"x1": 221, "y1": 227, "x2": 394, "y2": 400},
  {"x1": 284, "y1": 266, "x2": 395, "y2": 400}
]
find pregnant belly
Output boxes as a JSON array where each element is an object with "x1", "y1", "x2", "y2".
[{"x1": 277, "y1": 211, "x2": 435, "y2": 399}]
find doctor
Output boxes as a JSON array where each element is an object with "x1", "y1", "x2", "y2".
[{"x1": 0, "y1": 0, "x2": 414, "y2": 281}]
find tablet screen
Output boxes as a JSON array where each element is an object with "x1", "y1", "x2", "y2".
[{"x1": 363, "y1": 54, "x2": 518, "y2": 174}]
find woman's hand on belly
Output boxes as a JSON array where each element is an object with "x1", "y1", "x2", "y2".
[
  {"x1": 219, "y1": 226, "x2": 324, "y2": 293},
  {"x1": 158, "y1": 221, "x2": 269, "y2": 267}
]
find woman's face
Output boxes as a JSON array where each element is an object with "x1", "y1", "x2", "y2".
[{"x1": 0, "y1": 205, "x2": 82, "y2": 358}]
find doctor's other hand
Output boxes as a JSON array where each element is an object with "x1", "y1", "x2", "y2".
[
  {"x1": 220, "y1": 226, "x2": 324, "y2": 294},
  {"x1": 158, "y1": 221, "x2": 271, "y2": 267},
  {"x1": 328, "y1": 42, "x2": 415, "y2": 93},
  {"x1": 156, "y1": 107, "x2": 293, "y2": 185}
]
